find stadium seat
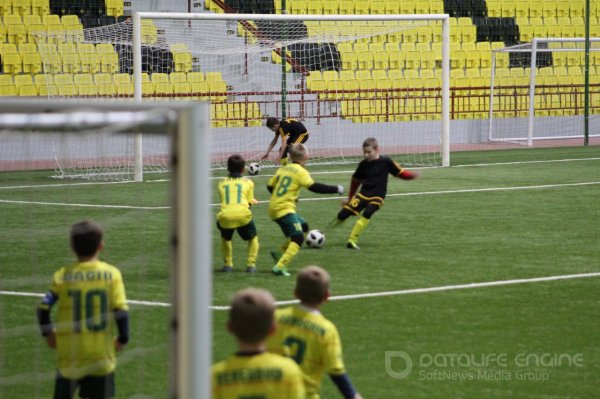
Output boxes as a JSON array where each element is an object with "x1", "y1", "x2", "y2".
[
  {"x1": 306, "y1": 0, "x2": 322, "y2": 14},
  {"x1": 322, "y1": 0, "x2": 337, "y2": 14},
  {"x1": 31, "y1": 0, "x2": 50, "y2": 16},
  {"x1": 141, "y1": 20, "x2": 158, "y2": 44},
  {"x1": 3, "y1": 51, "x2": 22, "y2": 74},
  {"x1": 338, "y1": 0, "x2": 354, "y2": 14},
  {"x1": 94, "y1": 73, "x2": 116, "y2": 95},
  {"x1": 74, "y1": 73, "x2": 98, "y2": 96},
  {"x1": 0, "y1": 73, "x2": 17, "y2": 95},
  {"x1": 22, "y1": 51, "x2": 42, "y2": 74},
  {"x1": 33, "y1": 73, "x2": 55, "y2": 96},
  {"x1": 106, "y1": 0, "x2": 124, "y2": 16}
]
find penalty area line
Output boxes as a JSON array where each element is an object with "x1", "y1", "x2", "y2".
[{"x1": 3, "y1": 272, "x2": 599, "y2": 310}]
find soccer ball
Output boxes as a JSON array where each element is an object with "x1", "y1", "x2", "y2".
[
  {"x1": 247, "y1": 162, "x2": 261, "y2": 176},
  {"x1": 306, "y1": 229, "x2": 325, "y2": 248}
]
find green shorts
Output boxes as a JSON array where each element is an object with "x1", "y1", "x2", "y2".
[
  {"x1": 54, "y1": 372, "x2": 115, "y2": 399},
  {"x1": 275, "y1": 213, "x2": 306, "y2": 237},
  {"x1": 216, "y1": 219, "x2": 257, "y2": 241}
]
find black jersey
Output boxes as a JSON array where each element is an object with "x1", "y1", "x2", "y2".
[
  {"x1": 353, "y1": 155, "x2": 403, "y2": 198},
  {"x1": 278, "y1": 118, "x2": 308, "y2": 144}
]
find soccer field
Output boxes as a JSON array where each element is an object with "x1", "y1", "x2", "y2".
[{"x1": 1, "y1": 146, "x2": 600, "y2": 398}]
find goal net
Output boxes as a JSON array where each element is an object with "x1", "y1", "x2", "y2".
[
  {"x1": 32, "y1": 12, "x2": 450, "y2": 180},
  {"x1": 0, "y1": 100, "x2": 212, "y2": 399},
  {"x1": 488, "y1": 38, "x2": 600, "y2": 145}
]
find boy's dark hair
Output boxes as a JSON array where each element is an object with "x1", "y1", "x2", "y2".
[
  {"x1": 295, "y1": 265, "x2": 330, "y2": 306},
  {"x1": 229, "y1": 288, "x2": 275, "y2": 343},
  {"x1": 363, "y1": 137, "x2": 378, "y2": 149},
  {"x1": 227, "y1": 154, "x2": 245, "y2": 174},
  {"x1": 71, "y1": 220, "x2": 103, "y2": 258},
  {"x1": 266, "y1": 117, "x2": 279, "y2": 129}
]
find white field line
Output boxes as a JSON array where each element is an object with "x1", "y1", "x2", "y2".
[
  {"x1": 1, "y1": 180, "x2": 600, "y2": 210},
  {"x1": 3, "y1": 271, "x2": 599, "y2": 311},
  {"x1": 2, "y1": 157, "x2": 599, "y2": 190}
]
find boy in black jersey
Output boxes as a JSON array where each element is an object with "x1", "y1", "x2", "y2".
[
  {"x1": 261, "y1": 117, "x2": 309, "y2": 165},
  {"x1": 334, "y1": 137, "x2": 418, "y2": 249}
]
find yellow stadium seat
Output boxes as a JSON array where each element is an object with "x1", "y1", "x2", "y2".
[
  {"x1": 306, "y1": 0, "x2": 322, "y2": 14},
  {"x1": 338, "y1": 0, "x2": 354, "y2": 14},
  {"x1": 341, "y1": 51, "x2": 357, "y2": 70},
  {"x1": 3, "y1": 51, "x2": 22, "y2": 73},
  {"x1": 106, "y1": 0, "x2": 124, "y2": 16},
  {"x1": 61, "y1": 53, "x2": 81, "y2": 73},
  {"x1": 34, "y1": 74, "x2": 56, "y2": 96},
  {"x1": 100, "y1": 52, "x2": 119, "y2": 73},
  {"x1": 0, "y1": 74, "x2": 17, "y2": 95},
  {"x1": 322, "y1": 0, "x2": 337, "y2": 14},
  {"x1": 31, "y1": 0, "x2": 49, "y2": 16},
  {"x1": 399, "y1": 0, "x2": 414, "y2": 13},
  {"x1": 22, "y1": 52, "x2": 42, "y2": 74},
  {"x1": 12, "y1": 0, "x2": 31, "y2": 16},
  {"x1": 354, "y1": 0, "x2": 369, "y2": 14},
  {"x1": 542, "y1": 1, "x2": 557, "y2": 18},
  {"x1": 94, "y1": 73, "x2": 116, "y2": 95},
  {"x1": 74, "y1": 73, "x2": 97, "y2": 96},
  {"x1": 384, "y1": 0, "x2": 399, "y2": 13},
  {"x1": 187, "y1": 71, "x2": 204, "y2": 82},
  {"x1": 173, "y1": 81, "x2": 191, "y2": 98},
  {"x1": 0, "y1": 0, "x2": 11, "y2": 16},
  {"x1": 141, "y1": 20, "x2": 157, "y2": 44}
]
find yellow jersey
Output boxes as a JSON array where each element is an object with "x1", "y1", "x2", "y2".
[
  {"x1": 266, "y1": 306, "x2": 347, "y2": 398},
  {"x1": 267, "y1": 163, "x2": 314, "y2": 220},
  {"x1": 212, "y1": 351, "x2": 306, "y2": 399},
  {"x1": 47, "y1": 260, "x2": 128, "y2": 379},
  {"x1": 217, "y1": 176, "x2": 255, "y2": 229}
]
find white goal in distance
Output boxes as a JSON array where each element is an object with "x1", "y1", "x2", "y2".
[
  {"x1": 488, "y1": 37, "x2": 600, "y2": 146},
  {"x1": 34, "y1": 12, "x2": 451, "y2": 181}
]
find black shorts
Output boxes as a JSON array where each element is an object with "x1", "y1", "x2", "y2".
[
  {"x1": 343, "y1": 193, "x2": 384, "y2": 215},
  {"x1": 282, "y1": 133, "x2": 309, "y2": 158},
  {"x1": 54, "y1": 372, "x2": 115, "y2": 399}
]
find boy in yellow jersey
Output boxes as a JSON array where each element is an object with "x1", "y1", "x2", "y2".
[
  {"x1": 36, "y1": 220, "x2": 129, "y2": 399},
  {"x1": 212, "y1": 287, "x2": 306, "y2": 399},
  {"x1": 216, "y1": 154, "x2": 260, "y2": 273},
  {"x1": 267, "y1": 265, "x2": 363, "y2": 399},
  {"x1": 333, "y1": 137, "x2": 418, "y2": 249},
  {"x1": 261, "y1": 116, "x2": 309, "y2": 165},
  {"x1": 267, "y1": 143, "x2": 344, "y2": 276}
]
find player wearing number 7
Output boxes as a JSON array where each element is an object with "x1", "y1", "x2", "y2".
[
  {"x1": 267, "y1": 143, "x2": 344, "y2": 277},
  {"x1": 36, "y1": 220, "x2": 129, "y2": 399},
  {"x1": 267, "y1": 265, "x2": 363, "y2": 399}
]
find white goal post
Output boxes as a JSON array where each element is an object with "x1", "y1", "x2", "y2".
[
  {"x1": 33, "y1": 12, "x2": 450, "y2": 181},
  {"x1": 488, "y1": 37, "x2": 600, "y2": 146},
  {"x1": 0, "y1": 100, "x2": 212, "y2": 399}
]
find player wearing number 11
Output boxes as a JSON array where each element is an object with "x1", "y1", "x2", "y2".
[
  {"x1": 216, "y1": 154, "x2": 260, "y2": 273},
  {"x1": 36, "y1": 220, "x2": 129, "y2": 399}
]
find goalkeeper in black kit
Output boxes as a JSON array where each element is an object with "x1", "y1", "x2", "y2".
[{"x1": 332, "y1": 137, "x2": 418, "y2": 249}]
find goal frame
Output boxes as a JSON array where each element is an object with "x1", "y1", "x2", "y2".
[
  {"x1": 488, "y1": 37, "x2": 600, "y2": 146},
  {"x1": 132, "y1": 11, "x2": 452, "y2": 178},
  {"x1": 0, "y1": 100, "x2": 212, "y2": 399}
]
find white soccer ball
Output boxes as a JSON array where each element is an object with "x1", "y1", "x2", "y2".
[
  {"x1": 247, "y1": 162, "x2": 261, "y2": 176},
  {"x1": 306, "y1": 229, "x2": 325, "y2": 248}
]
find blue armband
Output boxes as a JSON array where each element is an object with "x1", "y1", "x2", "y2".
[{"x1": 329, "y1": 373, "x2": 357, "y2": 399}]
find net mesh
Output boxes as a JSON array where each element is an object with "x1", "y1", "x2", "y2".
[{"x1": 31, "y1": 15, "x2": 448, "y2": 180}]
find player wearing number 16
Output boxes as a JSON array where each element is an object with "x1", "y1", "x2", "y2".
[
  {"x1": 36, "y1": 220, "x2": 129, "y2": 399},
  {"x1": 267, "y1": 144, "x2": 344, "y2": 277}
]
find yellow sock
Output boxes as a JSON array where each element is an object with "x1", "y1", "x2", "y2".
[
  {"x1": 246, "y1": 236, "x2": 259, "y2": 267},
  {"x1": 276, "y1": 241, "x2": 300, "y2": 269},
  {"x1": 349, "y1": 216, "x2": 370, "y2": 243},
  {"x1": 280, "y1": 238, "x2": 291, "y2": 253},
  {"x1": 221, "y1": 239, "x2": 233, "y2": 267}
]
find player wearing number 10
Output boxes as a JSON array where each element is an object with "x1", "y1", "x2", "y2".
[
  {"x1": 216, "y1": 154, "x2": 260, "y2": 273},
  {"x1": 267, "y1": 266, "x2": 363, "y2": 399},
  {"x1": 36, "y1": 220, "x2": 129, "y2": 399},
  {"x1": 267, "y1": 144, "x2": 344, "y2": 277}
]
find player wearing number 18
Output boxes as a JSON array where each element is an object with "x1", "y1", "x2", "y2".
[
  {"x1": 267, "y1": 266, "x2": 363, "y2": 399},
  {"x1": 267, "y1": 144, "x2": 344, "y2": 277},
  {"x1": 36, "y1": 220, "x2": 129, "y2": 399},
  {"x1": 216, "y1": 154, "x2": 260, "y2": 273}
]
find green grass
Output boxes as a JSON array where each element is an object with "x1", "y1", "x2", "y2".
[{"x1": 1, "y1": 146, "x2": 600, "y2": 398}]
